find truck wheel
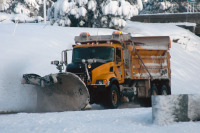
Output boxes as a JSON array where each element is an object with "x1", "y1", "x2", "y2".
[
  {"x1": 161, "y1": 85, "x2": 168, "y2": 95},
  {"x1": 108, "y1": 84, "x2": 119, "y2": 108},
  {"x1": 151, "y1": 85, "x2": 158, "y2": 95}
]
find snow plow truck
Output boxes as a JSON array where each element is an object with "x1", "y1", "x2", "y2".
[{"x1": 22, "y1": 31, "x2": 171, "y2": 112}]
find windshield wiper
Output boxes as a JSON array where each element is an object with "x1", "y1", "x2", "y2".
[{"x1": 92, "y1": 58, "x2": 107, "y2": 63}]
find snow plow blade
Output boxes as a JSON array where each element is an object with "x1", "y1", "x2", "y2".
[{"x1": 22, "y1": 72, "x2": 90, "y2": 112}]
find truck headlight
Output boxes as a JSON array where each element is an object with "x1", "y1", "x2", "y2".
[
  {"x1": 88, "y1": 64, "x2": 91, "y2": 69},
  {"x1": 96, "y1": 80, "x2": 108, "y2": 85}
]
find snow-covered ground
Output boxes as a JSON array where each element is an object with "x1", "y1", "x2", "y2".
[
  {"x1": 1, "y1": 108, "x2": 200, "y2": 133},
  {"x1": 0, "y1": 20, "x2": 200, "y2": 132}
]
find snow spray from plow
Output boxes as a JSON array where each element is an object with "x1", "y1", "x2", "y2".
[{"x1": 22, "y1": 73, "x2": 90, "y2": 112}]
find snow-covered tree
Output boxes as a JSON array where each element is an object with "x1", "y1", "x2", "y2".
[
  {"x1": 48, "y1": 0, "x2": 143, "y2": 29},
  {"x1": 1, "y1": 0, "x2": 200, "y2": 26},
  {"x1": 48, "y1": 0, "x2": 95, "y2": 27},
  {"x1": 140, "y1": 0, "x2": 200, "y2": 14},
  {"x1": 100, "y1": 0, "x2": 142, "y2": 29},
  {"x1": 1, "y1": 0, "x2": 53, "y2": 17}
]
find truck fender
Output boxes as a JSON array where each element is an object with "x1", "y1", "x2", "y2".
[{"x1": 109, "y1": 77, "x2": 120, "y2": 94}]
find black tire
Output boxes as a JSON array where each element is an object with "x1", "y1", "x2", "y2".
[
  {"x1": 128, "y1": 96, "x2": 134, "y2": 102},
  {"x1": 151, "y1": 85, "x2": 158, "y2": 95},
  {"x1": 161, "y1": 85, "x2": 168, "y2": 95},
  {"x1": 168, "y1": 86, "x2": 171, "y2": 95},
  {"x1": 140, "y1": 98, "x2": 152, "y2": 107},
  {"x1": 108, "y1": 84, "x2": 120, "y2": 108}
]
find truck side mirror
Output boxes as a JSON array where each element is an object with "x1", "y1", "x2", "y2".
[
  {"x1": 64, "y1": 51, "x2": 68, "y2": 65},
  {"x1": 51, "y1": 60, "x2": 59, "y2": 65}
]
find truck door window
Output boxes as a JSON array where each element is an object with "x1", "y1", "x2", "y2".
[{"x1": 116, "y1": 48, "x2": 121, "y2": 62}]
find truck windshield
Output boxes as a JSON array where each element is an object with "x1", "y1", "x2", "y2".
[{"x1": 73, "y1": 47, "x2": 114, "y2": 63}]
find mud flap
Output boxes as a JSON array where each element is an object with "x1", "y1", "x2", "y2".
[{"x1": 22, "y1": 72, "x2": 90, "y2": 112}]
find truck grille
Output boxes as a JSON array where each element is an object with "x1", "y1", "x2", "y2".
[
  {"x1": 75, "y1": 73, "x2": 86, "y2": 83},
  {"x1": 75, "y1": 72, "x2": 92, "y2": 84}
]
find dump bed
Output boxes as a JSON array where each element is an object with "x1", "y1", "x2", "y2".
[{"x1": 130, "y1": 36, "x2": 171, "y2": 80}]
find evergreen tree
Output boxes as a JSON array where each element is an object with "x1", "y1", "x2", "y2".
[
  {"x1": 1, "y1": 0, "x2": 53, "y2": 17},
  {"x1": 48, "y1": 0, "x2": 143, "y2": 29}
]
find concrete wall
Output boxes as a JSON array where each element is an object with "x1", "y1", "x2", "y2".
[
  {"x1": 0, "y1": 0, "x2": 3, "y2": 11},
  {"x1": 152, "y1": 95, "x2": 200, "y2": 125},
  {"x1": 131, "y1": 13, "x2": 200, "y2": 36}
]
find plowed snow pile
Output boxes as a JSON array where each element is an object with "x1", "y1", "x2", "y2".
[{"x1": 0, "y1": 20, "x2": 200, "y2": 132}]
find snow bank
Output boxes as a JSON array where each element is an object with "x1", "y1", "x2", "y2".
[{"x1": 0, "y1": 13, "x2": 43, "y2": 23}]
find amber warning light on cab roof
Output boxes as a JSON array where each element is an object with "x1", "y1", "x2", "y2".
[
  {"x1": 112, "y1": 31, "x2": 122, "y2": 35},
  {"x1": 80, "y1": 31, "x2": 122, "y2": 36},
  {"x1": 80, "y1": 32, "x2": 90, "y2": 36}
]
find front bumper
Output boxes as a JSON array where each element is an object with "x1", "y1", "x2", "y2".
[
  {"x1": 87, "y1": 84, "x2": 107, "y2": 91},
  {"x1": 87, "y1": 84, "x2": 108, "y2": 104}
]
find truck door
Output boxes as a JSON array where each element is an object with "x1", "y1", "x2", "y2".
[{"x1": 115, "y1": 47, "x2": 124, "y2": 83}]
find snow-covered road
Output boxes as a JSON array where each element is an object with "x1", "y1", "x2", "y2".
[{"x1": 1, "y1": 108, "x2": 200, "y2": 133}]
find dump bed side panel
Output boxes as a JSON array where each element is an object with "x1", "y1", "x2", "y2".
[{"x1": 131, "y1": 36, "x2": 171, "y2": 80}]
